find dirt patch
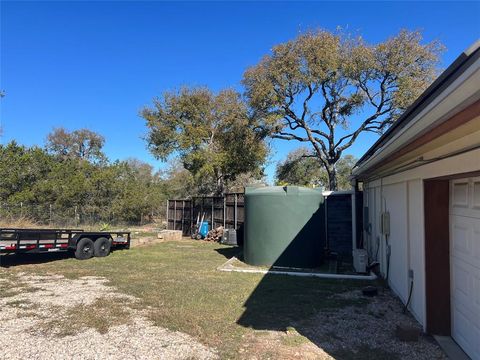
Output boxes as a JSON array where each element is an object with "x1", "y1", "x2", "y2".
[
  {"x1": 297, "y1": 288, "x2": 446, "y2": 360},
  {"x1": 241, "y1": 330, "x2": 332, "y2": 359},
  {"x1": 234, "y1": 288, "x2": 445, "y2": 360},
  {"x1": 0, "y1": 273, "x2": 217, "y2": 360}
]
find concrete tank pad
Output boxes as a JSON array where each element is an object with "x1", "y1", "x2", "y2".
[{"x1": 217, "y1": 256, "x2": 377, "y2": 280}]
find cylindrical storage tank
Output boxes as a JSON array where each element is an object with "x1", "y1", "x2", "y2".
[{"x1": 244, "y1": 186, "x2": 325, "y2": 268}]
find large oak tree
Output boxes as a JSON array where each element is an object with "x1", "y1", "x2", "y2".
[
  {"x1": 275, "y1": 148, "x2": 356, "y2": 190},
  {"x1": 243, "y1": 29, "x2": 443, "y2": 190},
  {"x1": 141, "y1": 88, "x2": 267, "y2": 195},
  {"x1": 46, "y1": 127, "x2": 106, "y2": 163}
]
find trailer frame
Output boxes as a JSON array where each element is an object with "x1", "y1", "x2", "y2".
[{"x1": 0, "y1": 228, "x2": 130, "y2": 259}]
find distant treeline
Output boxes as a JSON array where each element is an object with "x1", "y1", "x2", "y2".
[
  {"x1": 0, "y1": 127, "x2": 263, "y2": 226},
  {"x1": 0, "y1": 141, "x2": 169, "y2": 225}
]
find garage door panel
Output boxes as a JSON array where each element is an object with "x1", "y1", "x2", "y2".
[
  {"x1": 452, "y1": 262, "x2": 471, "y2": 299},
  {"x1": 451, "y1": 206, "x2": 480, "y2": 218},
  {"x1": 451, "y1": 261, "x2": 480, "y2": 359},
  {"x1": 476, "y1": 271, "x2": 480, "y2": 302},
  {"x1": 452, "y1": 181, "x2": 469, "y2": 207},
  {"x1": 452, "y1": 261, "x2": 480, "y2": 316},
  {"x1": 451, "y1": 217, "x2": 470, "y2": 256},
  {"x1": 452, "y1": 308, "x2": 480, "y2": 360},
  {"x1": 451, "y1": 215, "x2": 479, "y2": 269},
  {"x1": 451, "y1": 177, "x2": 480, "y2": 218},
  {"x1": 450, "y1": 177, "x2": 480, "y2": 360},
  {"x1": 475, "y1": 223, "x2": 480, "y2": 260},
  {"x1": 452, "y1": 307, "x2": 470, "y2": 344},
  {"x1": 474, "y1": 181, "x2": 480, "y2": 209}
]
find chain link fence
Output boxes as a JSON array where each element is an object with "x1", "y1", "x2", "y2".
[{"x1": 0, "y1": 203, "x2": 166, "y2": 228}]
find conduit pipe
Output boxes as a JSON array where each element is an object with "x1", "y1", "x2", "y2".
[{"x1": 217, "y1": 257, "x2": 377, "y2": 280}]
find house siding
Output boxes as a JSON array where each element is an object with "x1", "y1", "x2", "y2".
[{"x1": 363, "y1": 146, "x2": 480, "y2": 329}]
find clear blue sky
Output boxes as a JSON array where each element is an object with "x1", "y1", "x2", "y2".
[{"x1": 1, "y1": 1, "x2": 479, "y2": 182}]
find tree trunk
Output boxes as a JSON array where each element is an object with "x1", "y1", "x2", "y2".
[
  {"x1": 326, "y1": 164, "x2": 337, "y2": 191},
  {"x1": 216, "y1": 175, "x2": 225, "y2": 196}
]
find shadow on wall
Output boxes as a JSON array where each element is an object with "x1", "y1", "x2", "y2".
[
  {"x1": 242, "y1": 190, "x2": 326, "y2": 269},
  {"x1": 260, "y1": 207, "x2": 325, "y2": 268}
]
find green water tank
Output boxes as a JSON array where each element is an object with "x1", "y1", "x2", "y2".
[{"x1": 244, "y1": 186, "x2": 325, "y2": 268}]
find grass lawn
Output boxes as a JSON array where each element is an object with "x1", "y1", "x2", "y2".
[{"x1": 0, "y1": 240, "x2": 374, "y2": 359}]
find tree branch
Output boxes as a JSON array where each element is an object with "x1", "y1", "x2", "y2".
[
  {"x1": 272, "y1": 132, "x2": 310, "y2": 142},
  {"x1": 334, "y1": 106, "x2": 393, "y2": 152}
]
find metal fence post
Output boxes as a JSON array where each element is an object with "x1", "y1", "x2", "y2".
[
  {"x1": 234, "y1": 194, "x2": 238, "y2": 230},
  {"x1": 166, "y1": 200, "x2": 169, "y2": 230},
  {"x1": 182, "y1": 200, "x2": 185, "y2": 234},
  {"x1": 173, "y1": 200, "x2": 177, "y2": 231},
  {"x1": 323, "y1": 192, "x2": 329, "y2": 250},
  {"x1": 351, "y1": 192, "x2": 357, "y2": 250},
  {"x1": 223, "y1": 196, "x2": 226, "y2": 228},
  {"x1": 211, "y1": 198, "x2": 214, "y2": 228}
]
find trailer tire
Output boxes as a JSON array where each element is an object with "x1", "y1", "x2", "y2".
[
  {"x1": 75, "y1": 238, "x2": 94, "y2": 260},
  {"x1": 94, "y1": 237, "x2": 111, "y2": 257}
]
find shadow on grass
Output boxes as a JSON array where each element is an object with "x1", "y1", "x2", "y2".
[
  {"x1": 235, "y1": 270, "x2": 391, "y2": 359},
  {"x1": 237, "y1": 274, "x2": 368, "y2": 330},
  {"x1": 234, "y1": 196, "x2": 394, "y2": 358},
  {"x1": 214, "y1": 246, "x2": 243, "y2": 260},
  {"x1": 0, "y1": 248, "x2": 128, "y2": 268},
  {"x1": 0, "y1": 252, "x2": 72, "y2": 268}
]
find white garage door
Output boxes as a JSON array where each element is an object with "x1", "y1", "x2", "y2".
[{"x1": 450, "y1": 177, "x2": 480, "y2": 360}]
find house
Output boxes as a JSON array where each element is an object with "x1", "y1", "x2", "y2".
[{"x1": 352, "y1": 40, "x2": 480, "y2": 359}]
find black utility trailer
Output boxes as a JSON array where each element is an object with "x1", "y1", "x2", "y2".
[{"x1": 0, "y1": 228, "x2": 130, "y2": 260}]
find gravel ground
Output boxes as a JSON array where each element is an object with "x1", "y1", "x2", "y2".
[
  {"x1": 300, "y1": 288, "x2": 447, "y2": 359},
  {"x1": 0, "y1": 273, "x2": 217, "y2": 360},
  {"x1": 0, "y1": 272, "x2": 447, "y2": 360}
]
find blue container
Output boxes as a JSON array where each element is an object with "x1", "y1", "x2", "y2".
[{"x1": 199, "y1": 221, "x2": 209, "y2": 238}]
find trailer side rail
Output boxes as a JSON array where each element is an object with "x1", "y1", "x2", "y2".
[{"x1": 0, "y1": 228, "x2": 130, "y2": 256}]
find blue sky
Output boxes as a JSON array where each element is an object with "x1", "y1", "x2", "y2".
[{"x1": 1, "y1": 1, "x2": 479, "y2": 182}]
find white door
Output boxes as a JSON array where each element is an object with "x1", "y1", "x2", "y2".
[{"x1": 450, "y1": 177, "x2": 480, "y2": 360}]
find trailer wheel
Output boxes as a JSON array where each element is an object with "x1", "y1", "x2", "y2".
[
  {"x1": 75, "y1": 238, "x2": 94, "y2": 260},
  {"x1": 94, "y1": 237, "x2": 111, "y2": 257}
]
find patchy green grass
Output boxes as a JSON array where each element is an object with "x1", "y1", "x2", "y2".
[
  {"x1": 282, "y1": 327, "x2": 310, "y2": 347},
  {"x1": 0, "y1": 276, "x2": 40, "y2": 299},
  {"x1": 39, "y1": 298, "x2": 133, "y2": 336},
  {"x1": 1, "y1": 240, "x2": 372, "y2": 358},
  {"x1": 228, "y1": 255, "x2": 341, "y2": 274}
]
